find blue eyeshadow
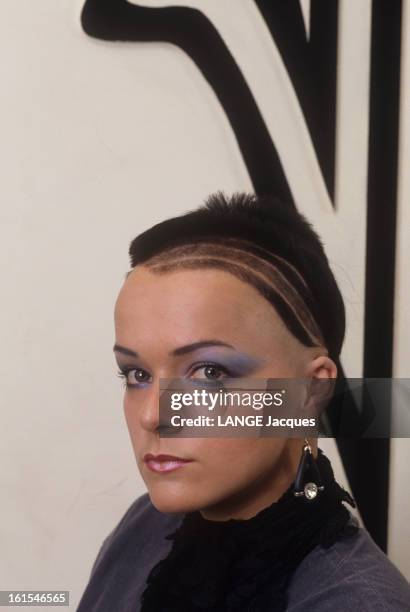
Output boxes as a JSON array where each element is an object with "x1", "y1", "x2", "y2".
[{"x1": 192, "y1": 349, "x2": 265, "y2": 376}]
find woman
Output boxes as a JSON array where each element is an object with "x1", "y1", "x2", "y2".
[{"x1": 77, "y1": 192, "x2": 409, "y2": 611}]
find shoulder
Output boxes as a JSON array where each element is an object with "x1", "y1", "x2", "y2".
[
  {"x1": 287, "y1": 515, "x2": 410, "y2": 611},
  {"x1": 90, "y1": 492, "x2": 183, "y2": 575},
  {"x1": 91, "y1": 492, "x2": 179, "y2": 570},
  {"x1": 77, "y1": 493, "x2": 183, "y2": 612}
]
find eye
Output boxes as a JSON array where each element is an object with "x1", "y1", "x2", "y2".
[
  {"x1": 189, "y1": 362, "x2": 231, "y2": 381},
  {"x1": 117, "y1": 367, "x2": 151, "y2": 388}
]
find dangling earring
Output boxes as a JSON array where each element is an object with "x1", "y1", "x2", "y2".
[{"x1": 293, "y1": 438, "x2": 324, "y2": 500}]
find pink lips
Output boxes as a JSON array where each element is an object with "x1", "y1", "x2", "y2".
[{"x1": 143, "y1": 453, "x2": 194, "y2": 473}]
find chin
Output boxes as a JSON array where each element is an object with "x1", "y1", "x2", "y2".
[{"x1": 147, "y1": 485, "x2": 207, "y2": 514}]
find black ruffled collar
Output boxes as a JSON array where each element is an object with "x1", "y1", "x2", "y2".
[{"x1": 140, "y1": 449, "x2": 358, "y2": 612}]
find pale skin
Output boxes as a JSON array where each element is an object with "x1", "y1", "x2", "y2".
[{"x1": 113, "y1": 266, "x2": 337, "y2": 521}]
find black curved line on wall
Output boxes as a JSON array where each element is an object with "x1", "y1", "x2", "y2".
[
  {"x1": 81, "y1": 0, "x2": 293, "y2": 203},
  {"x1": 255, "y1": 0, "x2": 338, "y2": 203}
]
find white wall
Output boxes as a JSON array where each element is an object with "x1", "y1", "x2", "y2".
[{"x1": 0, "y1": 1, "x2": 408, "y2": 609}]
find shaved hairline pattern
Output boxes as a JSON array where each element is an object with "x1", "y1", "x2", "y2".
[{"x1": 126, "y1": 237, "x2": 326, "y2": 352}]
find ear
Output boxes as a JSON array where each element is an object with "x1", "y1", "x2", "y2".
[
  {"x1": 302, "y1": 355, "x2": 338, "y2": 419},
  {"x1": 305, "y1": 354, "x2": 338, "y2": 380}
]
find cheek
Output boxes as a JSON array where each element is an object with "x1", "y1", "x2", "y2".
[{"x1": 197, "y1": 438, "x2": 286, "y2": 490}]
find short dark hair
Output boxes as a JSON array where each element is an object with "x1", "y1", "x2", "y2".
[{"x1": 128, "y1": 192, "x2": 346, "y2": 362}]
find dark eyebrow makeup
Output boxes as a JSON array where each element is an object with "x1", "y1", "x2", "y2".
[
  {"x1": 113, "y1": 339, "x2": 235, "y2": 358},
  {"x1": 171, "y1": 340, "x2": 235, "y2": 356},
  {"x1": 113, "y1": 341, "x2": 266, "y2": 376},
  {"x1": 113, "y1": 344, "x2": 138, "y2": 358}
]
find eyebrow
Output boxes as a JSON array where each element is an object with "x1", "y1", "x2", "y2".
[
  {"x1": 113, "y1": 340, "x2": 235, "y2": 358},
  {"x1": 113, "y1": 343, "x2": 139, "y2": 357}
]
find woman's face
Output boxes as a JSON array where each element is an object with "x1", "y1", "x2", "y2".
[{"x1": 114, "y1": 266, "x2": 334, "y2": 519}]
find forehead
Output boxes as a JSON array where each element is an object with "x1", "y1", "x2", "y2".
[{"x1": 114, "y1": 266, "x2": 288, "y2": 344}]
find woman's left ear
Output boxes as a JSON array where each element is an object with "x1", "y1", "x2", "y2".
[
  {"x1": 303, "y1": 355, "x2": 338, "y2": 417},
  {"x1": 305, "y1": 354, "x2": 338, "y2": 380}
]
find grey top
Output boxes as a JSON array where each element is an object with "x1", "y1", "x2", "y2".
[{"x1": 77, "y1": 493, "x2": 410, "y2": 611}]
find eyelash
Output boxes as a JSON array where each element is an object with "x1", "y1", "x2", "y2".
[
  {"x1": 116, "y1": 367, "x2": 145, "y2": 389},
  {"x1": 116, "y1": 361, "x2": 232, "y2": 389}
]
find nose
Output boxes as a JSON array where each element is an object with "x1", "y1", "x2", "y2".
[{"x1": 138, "y1": 382, "x2": 161, "y2": 433}]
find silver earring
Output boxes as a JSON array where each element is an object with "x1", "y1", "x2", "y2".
[{"x1": 293, "y1": 438, "x2": 325, "y2": 500}]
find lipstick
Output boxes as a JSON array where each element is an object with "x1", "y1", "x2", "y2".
[{"x1": 143, "y1": 453, "x2": 194, "y2": 473}]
